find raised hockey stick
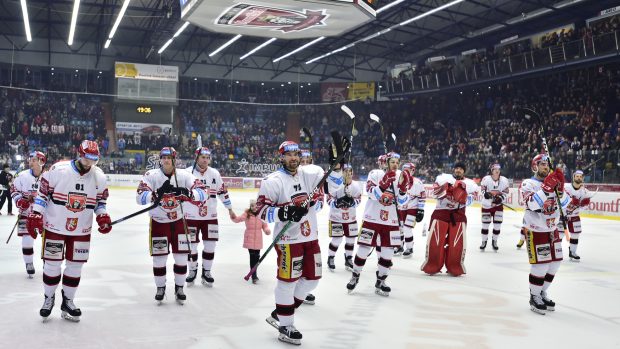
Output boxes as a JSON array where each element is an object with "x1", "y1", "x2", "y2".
[
  {"x1": 521, "y1": 107, "x2": 571, "y2": 241},
  {"x1": 7, "y1": 163, "x2": 47, "y2": 244},
  {"x1": 244, "y1": 131, "x2": 349, "y2": 281},
  {"x1": 370, "y1": 113, "x2": 388, "y2": 153},
  {"x1": 341, "y1": 105, "x2": 356, "y2": 163}
]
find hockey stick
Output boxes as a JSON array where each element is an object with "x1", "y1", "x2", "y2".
[
  {"x1": 244, "y1": 131, "x2": 348, "y2": 280},
  {"x1": 341, "y1": 105, "x2": 356, "y2": 164},
  {"x1": 110, "y1": 200, "x2": 161, "y2": 226},
  {"x1": 7, "y1": 163, "x2": 47, "y2": 244},
  {"x1": 370, "y1": 113, "x2": 388, "y2": 153},
  {"x1": 171, "y1": 158, "x2": 193, "y2": 260},
  {"x1": 502, "y1": 203, "x2": 517, "y2": 212},
  {"x1": 521, "y1": 107, "x2": 571, "y2": 241}
]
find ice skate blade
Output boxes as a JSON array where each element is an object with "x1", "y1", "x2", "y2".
[
  {"x1": 328, "y1": 268, "x2": 335, "y2": 273},
  {"x1": 61, "y1": 311, "x2": 81, "y2": 322},
  {"x1": 41, "y1": 316, "x2": 51, "y2": 323},
  {"x1": 403, "y1": 254, "x2": 412, "y2": 259},
  {"x1": 278, "y1": 334, "x2": 301, "y2": 346},
  {"x1": 265, "y1": 317, "x2": 279, "y2": 329},
  {"x1": 545, "y1": 306, "x2": 555, "y2": 311},
  {"x1": 201, "y1": 280, "x2": 214, "y2": 287},
  {"x1": 302, "y1": 300, "x2": 315, "y2": 305},
  {"x1": 569, "y1": 258, "x2": 580, "y2": 263},
  {"x1": 530, "y1": 306, "x2": 546, "y2": 315},
  {"x1": 27, "y1": 275, "x2": 34, "y2": 279},
  {"x1": 375, "y1": 289, "x2": 390, "y2": 297},
  {"x1": 156, "y1": 300, "x2": 164, "y2": 306},
  {"x1": 345, "y1": 266, "x2": 353, "y2": 272},
  {"x1": 347, "y1": 289, "x2": 355, "y2": 294},
  {"x1": 176, "y1": 299, "x2": 185, "y2": 305}
]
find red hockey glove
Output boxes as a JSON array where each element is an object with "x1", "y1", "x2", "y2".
[
  {"x1": 541, "y1": 174, "x2": 560, "y2": 194},
  {"x1": 96, "y1": 213, "x2": 112, "y2": 234},
  {"x1": 379, "y1": 170, "x2": 397, "y2": 191},
  {"x1": 580, "y1": 197, "x2": 591, "y2": 207},
  {"x1": 16, "y1": 197, "x2": 31, "y2": 211},
  {"x1": 26, "y1": 212, "x2": 44, "y2": 239},
  {"x1": 397, "y1": 170, "x2": 413, "y2": 194},
  {"x1": 492, "y1": 194, "x2": 503, "y2": 205},
  {"x1": 553, "y1": 169, "x2": 565, "y2": 194},
  {"x1": 451, "y1": 180, "x2": 468, "y2": 205}
]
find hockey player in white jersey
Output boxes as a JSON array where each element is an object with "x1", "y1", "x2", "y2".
[
  {"x1": 421, "y1": 162, "x2": 479, "y2": 276},
  {"x1": 259, "y1": 140, "x2": 345, "y2": 345},
  {"x1": 183, "y1": 147, "x2": 235, "y2": 287},
  {"x1": 520, "y1": 154, "x2": 569, "y2": 314},
  {"x1": 27, "y1": 140, "x2": 112, "y2": 322},
  {"x1": 10, "y1": 151, "x2": 46, "y2": 277},
  {"x1": 561, "y1": 170, "x2": 592, "y2": 261},
  {"x1": 136, "y1": 147, "x2": 206, "y2": 304},
  {"x1": 326, "y1": 164, "x2": 362, "y2": 271},
  {"x1": 479, "y1": 163, "x2": 510, "y2": 251},
  {"x1": 346, "y1": 152, "x2": 413, "y2": 296},
  {"x1": 397, "y1": 162, "x2": 426, "y2": 258}
]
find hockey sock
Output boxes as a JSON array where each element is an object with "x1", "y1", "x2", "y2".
[
  {"x1": 62, "y1": 260, "x2": 83, "y2": 299},
  {"x1": 152, "y1": 255, "x2": 167, "y2": 287},
  {"x1": 173, "y1": 253, "x2": 187, "y2": 286},
  {"x1": 328, "y1": 237, "x2": 342, "y2": 257}
]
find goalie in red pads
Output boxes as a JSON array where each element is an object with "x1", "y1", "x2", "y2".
[{"x1": 421, "y1": 162, "x2": 479, "y2": 276}]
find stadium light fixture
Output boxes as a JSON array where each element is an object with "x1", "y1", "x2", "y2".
[
  {"x1": 173, "y1": 21, "x2": 190, "y2": 38},
  {"x1": 20, "y1": 0, "x2": 32, "y2": 42},
  {"x1": 240, "y1": 38, "x2": 276, "y2": 60},
  {"x1": 273, "y1": 36, "x2": 325, "y2": 63},
  {"x1": 157, "y1": 39, "x2": 173, "y2": 54},
  {"x1": 399, "y1": 0, "x2": 465, "y2": 26},
  {"x1": 68, "y1": 0, "x2": 81, "y2": 45},
  {"x1": 105, "y1": 0, "x2": 131, "y2": 48},
  {"x1": 376, "y1": 0, "x2": 405, "y2": 14},
  {"x1": 157, "y1": 22, "x2": 191, "y2": 54},
  {"x1": 209, "y1": 34, "x2": 242, "y2": 57}
]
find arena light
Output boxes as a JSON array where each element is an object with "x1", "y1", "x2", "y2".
[
  {"x1": 157, "y1": 22, "x2": 190, "y2": 54},
  {"x1": 376, "y1": 0, "x2": 405, "y2": 14},
  {"x1": 68, "y1": 0, "x2": 81, "y2": 45},
  {"x1": 20, "y1": 0, "x2": 32, "y2": 42},
  {"x1": 173, "y1": 21, "x2": 190, "y2": 38},
  {"x1": 157, "y1": 38, "x2": 173, "y2": 54},
  {"x1": 273, "y1": 36, "x2": 325, "y2": 63},
  {"x1": 399, "y1": 0, "x2": 465, "y2": 26},
  {"x1": 209, "y1": 34, "x2": 242, "y2": 57},
  {"x1": 240, "y1": 38, "x2": 276, "y2": 60},
  {"x1": 105, "y1": 0, "x2": 130, "y2": 48}
]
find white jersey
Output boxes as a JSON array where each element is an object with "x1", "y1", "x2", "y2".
[
  {"x1": 480, "y1": 175, "x2": 510, "y2": 209},
  {"x1": 31, "y1": 161, "x2": 108, "y2": 236},
  {"x1": 563, "y1": 183, "x2": 591, "y2": 217},
  {"x1": 136, "y1": 168, "x2": 206, "y2": 223},
  {"x1": 183, "y1": 166, "x2": 231, "y2": 220},
  {"x1": 10, "y1": 169, "x2": 42, "y2": 216},
  {"x1": 433, "y1": 174, "x2": 479, "y2": 211},
  {"x1": 327, "y1": 180, "x2": 362, "y2": 223},
  {"x1": 400, "y1": 177, "x2": 426, "y2": 211},
  {"x1": 257, "y1": 164, "x2": 342, "y2": 244},
  {"x1": 363, "y1": 169, "x2": 409, "y2": 226},
  {"x1": 520, "y1": 177, "x2": 569, "y2": 232}
]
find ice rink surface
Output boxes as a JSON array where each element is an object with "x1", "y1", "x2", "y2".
[{"x1": 1, "y1": 188, "x2": 619, "y2": 349}]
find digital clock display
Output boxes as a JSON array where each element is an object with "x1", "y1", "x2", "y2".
[{"x1": 136, "y1": 106, "x2": 152, "y2": 114}]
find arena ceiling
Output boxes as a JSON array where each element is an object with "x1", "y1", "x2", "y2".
[{"x1": 0, "y1": 0, "x2": 616, "y2": 82}]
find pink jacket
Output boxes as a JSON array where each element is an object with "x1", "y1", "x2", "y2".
[{"x1": 232, "y1": 211, "x2": 271, "y2": 250}]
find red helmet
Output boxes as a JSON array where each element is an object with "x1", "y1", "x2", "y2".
[
  {"x1": 195, "y1": 147, "x2": 211, "y2": 156},
  {"x1": 386, "y1": 151, "x2": 401, "y2": 160},
  {"x1": 29, "y1": 151, "x2": 47, "y2": 164},
  {"x1": 278, "y1": 141, "x2": 300, "y2": 155},
  {"x1": 402, "y1": 162, "x2": 415, "y2": 173},
  {"x1": 489, "y1": 163, "x2": 501, "y2": 172},
  {"x1": 531, "y1": 154, "x2": 549, "y2": 172},
  {"x1": 377, "y1": 154, "x2": 387, "y2": 167},
  {"x1": 160, "y1": 147, "x2": 177, "y2": 159},
  {"x1": 78, "y1": 140, "x2": 100, "y2": 161}
]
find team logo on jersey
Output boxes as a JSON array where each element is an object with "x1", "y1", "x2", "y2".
[
  {"x1": 217, "y1": 4, "x2": 328, "y2": 33},
  {"x1": 160, "y1": 195, "x2": 179, "y2": 210},
  {"x1": 301, "y1": 221, "x2": 311, "y2": 237},
  {"x1": 380, "y1": 210, "x2": 389, "y2": 221},
  {"x1": 342, "y1": 212, "x2": 349, "y2": 221},
  {"x1": 199, "y1": 205, "x2": 208, "y2": 217},
  {"x1": 166, "y1": 212, "x2": 178, "y2": 220},
  {"x1": 66, "y1": 192, "x2": 87, "y2": 213},
  {"x1": 65, "y1": 218, "x2": 79, "y2": 232}
]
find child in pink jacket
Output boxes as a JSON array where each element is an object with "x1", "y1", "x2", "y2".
[{"x1": 232, "y1": 199, "x2": 271, "y2": 283}]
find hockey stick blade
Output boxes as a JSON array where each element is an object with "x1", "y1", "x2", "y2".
[
  {"x1": 391, "y1": 133, "x2": 396, "y2": 142},
  {"x1": 331, "y1": 130, "x2": 344, "y2": 157},
  {"x1": 369, "y1": 113, "x2": 380, "y2": 123},
  {"x1": 341, "y1": 105, "x2": 355, "y2": 119}
]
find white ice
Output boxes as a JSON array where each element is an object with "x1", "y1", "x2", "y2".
[{"x1": 1, "y1": 188, "x2": 619, "y2": 349}]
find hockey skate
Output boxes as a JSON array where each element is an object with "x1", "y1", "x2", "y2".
[
  {"x1": 516, "y1": 239, "x2": 525, "y2": 249},
  {"x1": 394, "y1": 245, "x2": 404, "y2": 256},
  {"x1": 492, "y1": 240, "x2": 499, "y2": 252},
  {"x1": 185, "y1": 268, "x2": 198, "y2": 284},
  {"x1": 303, "y1": 294, "x2": 315, "y2": 305},
  {"x1": 344, "y1": 255, "x2": 354, "y2": 271},
  {"x1": 155, "y1": 286, "x2": 166, "y2": 305},
  {"x1": 375, "y1": 272, "x2": 391, "y2": 297},
  {"x1": 265, "y1": 309, "x2": 279, "y2": 329},
  {"x1": 39, "y1": 294, "x2": 55, "y2": 322},
  {"x1": 252, "y1": 275, "x2": 259, "y2": 284},
  {"x1": 278, "y1": 325, "x2": 302, "y2": 345},
  {"x1": 175, "y1": 285, "x2": 186, "y2": 305},
  {"x1": 569, "y1": 250, "x2": 581, "y2": 262},
  {"x1": 402, "y1": 248, "x2": 413, "y2": 259},
  {"x1": 479, "y1": 241, "x2": 487, "y2": 251},
  {"x1": 529, "y1": 294, "x2": 547, "y2": 315},
  {"x1": 26, "y1": 263, "x2": 35, "y2": 278},
  {"x1": 60, "y1": 290, "x2": 81, "y2": 322},
  {"x1": 541, "y1": 291, "x2": 555, "y2": 311},
  {"x1": 327, "y1": 256, "x2": 335, "y2": 272},
  {"x1": 201, "y1": 270, "x2": 214, "y2": 287},
  {"x1": 346, "y1": 272, "x2": 360, "y2": 294}
]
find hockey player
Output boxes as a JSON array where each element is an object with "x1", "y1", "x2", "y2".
[
  {"x1": 346, "y1": 152, "x2": 413, "y2": 296},
  {"x1": 397, "y1": 162, "x2": 425, "y2": 258},
  {"x1": 479, "y1": 163, "x2": 510, "y2": 251},
  {"x1": 136, "y1": 147, "x2": 206, "y2": 305},
  {"x1": 562, "y1": 170, "x2": 592, "y2": 261},
  {"x1": 421, "y1": 162, "x2": 479, "y2": 276},
  {"x1": 27, "y1": 140, "x2": 112, "y2": 322},
  {"x1": 184, "y1": 147, "x2": 235, "y2": 287},
  {"x1": 520, "y1": 154, "x2": 568, "y2": 314},
  {"x1": 300, "y1": 149, "x2": 312, "y2": 166},
  {"x1": 326, "y1": 163, "x2": 362, "y2": 271},
  {"x1": 10, "y1": 151, "x2": 46, "y2": 277},
  {"x1": 259, "y1": 140, "x2": 345, "y2": 345}
]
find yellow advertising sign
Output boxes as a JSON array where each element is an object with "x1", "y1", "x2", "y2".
[{"x1": 347, "y1": 82, "x2": 375, "y2": 101}]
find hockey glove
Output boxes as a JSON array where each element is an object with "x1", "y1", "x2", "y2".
[
  {"x1": 335, "y1": 196, "x2": 355, "y2": 209},
  {"x1": 450, "y1": 181, "x2": 468, "y2": 205},
  {"x1": 278, "y1": 205, "x2": 308, "y2": 222},
  {"x1": 26, "y1": 212, "x2": 44, "y2": 239},
  {"x1": 554, "y1": 169, "x2": 566, "y2": 194},
  {"x1": 492, "y1": 195, "x2": 503, "y2": 205},
  {"x1": 156, "y1": 180, "x2": 174, "y2": 199},
  {"x1": 171, "y1": 186, "x2": 192, "y2": 201},
  {"x1": 398, "y1": 170, "x2": 413, "y2": 194},
  {"x1": 379, "y1": 170, "x2": 397, "y2": 191},
  {"x1": 580, "y1": 197, "x2": 591, "y2": 207},
  {"x1": 483, "y1": 191, "x2": 492, "y2": 200},
  {"x1": 96, "y1": 213, "x2": 112, "y2": 234},
  {"x1": 415, "y1": 209, "x2": 424, "y2": 223},
  {"x1": 541, "y1": 174, "x2": 561, "y2": 194},
  {"x1": 16, "y1": 197, "x2": 31, "y2": 211}
]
